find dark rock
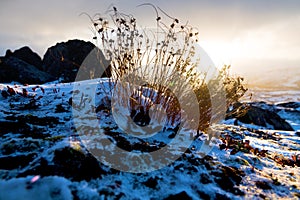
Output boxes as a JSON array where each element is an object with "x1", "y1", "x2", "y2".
[
  {"x1": 143, "y1": 177, "x2": 158, "y2": 189},
  {"x1": 0, "y1": 56, "x2": 54, "y2": 84},
  {"x1": 19, "y1": 147, "x2": 106, "y2": 181},
  {"x1": 214, "y1": 175, "x2": 235, "y2": 194},
  {"x1": 95, "y1": 96, "x2": 111, "y2": 112},
  {"x1": 168, "y1": 131, "x2": 176, "y2": 139},
  {"x1": 200, "y1": 173, "x2": 212, "y2": 184},
  {"x1": 276, "y1": 102, "x2": 300, "y2": 109},
  {"x1": 11, "y1": 46, "x2": 43, "y2": 70},
  {"x1": 24, "y1": 127, "x2": 51, "y2": 139},
  {"x1": 43, "y1": 39, "x2": 111, "y2": 82},
  {"x1": 197, "y1": 191, "x2": 210, "y2": 200},
  {"x1": 266, "y1": 113, "x2": 294, "y2": 131},
  {"x1": 0, "y1": 153, "x2": 37, "y2": 170},
  {"x1": 51, "y1": 147, "x2": 105, "y2": 181},
  {"x1": 0, "y1": 120, "x2": 31, "y2": 135},
  {"x1": 68, "y1": 97, "x2": 73, "y2": 106},
  {"x1": 164, "y1": 191, "x2": 193, "y2": 200},
  {"x1": 1, "y1": 40, "x2": 111, "y2": 83},
  {"x1": 1, "y1": 139, "x2": 42, "y2": 155},
  {"x1": 7, "y1": 86, "x2": 16, "y2": 95},
  {"x1": 22, "y1": 88, "x2": 28, "y2": 97},
  {"x1": 212, "y1": 166, "x2": 245, "y2": 195},
  {"x1": 215, "y1": 193, "x2": 231, "y2": 200},
  {"x1": 9, "y1": 99, "x2": 39, "y2": 110},
  {"x1": 5, "y1": 49, "x2": 13, "y2": 57},
  {"x1": 55, "y1": 104, "x2": 68, "y2": 113},
  {"x1": 0, "y1": 119, "x2": 49, "y2": 139},
  {"x1": 294, "y1": 192, "x2": 300, "y2": 198},
  {"x1": 6, "y1": 115, "x2": 60, "y2": 126},
  {"x1": 103, "y1": 131, "x2": 163, "y2": 153},
  {"x1": 255, "y1": 181, "x2": 272, "y2": 190},
  {"x1": 222, "y1": 166, "x2": 245, "y2": 184},
  {"x1": 1, "y1": 90, "x2": 9, "y2": 98},
  {"x1": 227, "y1": 102, "x2": 294, "y2": 131},
  {"x1": 259, "y1": 194, "x2": 267, "y2": 199}
]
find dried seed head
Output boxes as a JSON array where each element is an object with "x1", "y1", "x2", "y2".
[
  {"x1": 98, "y1": 28, "x2": 103, "y2": 33},
  {"x1": 130, "y1": 18, "x2": 136, "y2": 23}
]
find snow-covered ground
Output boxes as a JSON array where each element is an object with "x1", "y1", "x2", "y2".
[
  {"x1": 241, "y1": 88, "x2": 300, "y2": 104},
  {"x1": 0, "y1": 79, "x2": 299, "y2": 199}
]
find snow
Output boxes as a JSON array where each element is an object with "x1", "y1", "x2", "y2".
[
  {"x1": 0, "y1": 176, "x2": 72, "y2": 200},
  {"x1": 0, "y1": 79, "x2": 299, "y2": 199},
  {"x1": 242, "y1": 88, "x2": 300, "y2": 104}
]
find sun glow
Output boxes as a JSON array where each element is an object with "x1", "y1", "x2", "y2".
[
  {"x1": 198, "y1": 22, "x2": 300, "y2": 75},
  {"x1": 199, "y1": 39, "x2": 242, "y2": 70}
]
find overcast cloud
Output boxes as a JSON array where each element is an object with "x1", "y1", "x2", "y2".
[{"x1": 0, "y1": 0, "x2": 299, "y2": 79}]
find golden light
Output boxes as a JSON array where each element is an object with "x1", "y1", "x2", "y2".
[
  {"x1": 199, "y1": 39, "x2": 240, "y2": 69},
  {"x1": 198, "y1": 29, "x2": 280, "y2": 74}
]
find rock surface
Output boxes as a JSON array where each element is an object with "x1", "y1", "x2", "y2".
[
  {"x1": 10, "y1": 46, "x2": 43, "y2": 70},
  {"x1": 227, "y1": 102, "x2": 294, "y2": 131},
  {"x1": 0, "y1": 39, "x2": 111, "y2": 84},
  {"x1": 0, "y1": 56, "x2": 54, "y2": 84},
  {"x1": 43, "y1": 39, "x2": 111, "y2": 82}
]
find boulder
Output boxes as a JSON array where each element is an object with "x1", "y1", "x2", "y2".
[
  {"x1": 43, "y1": 39, "x2": 111, "y2": 82},
  {"x1": 0, "y1": 56, "x2": 54, "y2": 84},
  {"x1": 0, "y1": 153, "x2": 37, "y2": 170},
  {"x1": 277, "y1": 102, "x2": 300, "y2": 109},
  {"x1": 19, "y1": 147, "x2": 107, "y2": 181},
  {"x1": 10, "y1": 46, "x2": 43, "y2": 70},
  {"x1": 227, "y1": 102, "x2": 294, "y2": 131},
  {"x1": 0, "y1": 40, "x2": 111, "y2": 83}
]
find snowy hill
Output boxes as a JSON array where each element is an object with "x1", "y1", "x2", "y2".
[
  {"x1": 0, "y1": 79, "x2": 299, "y2": 199},
  {"x1": 245, "y1": 66, "x2": 300, "y2": 91}
]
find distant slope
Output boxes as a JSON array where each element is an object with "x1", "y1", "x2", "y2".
[{"x1": 245, "y1": 66, "x2": 300, "y2": 90}]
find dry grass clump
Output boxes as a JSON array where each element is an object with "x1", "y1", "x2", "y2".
[{"x1": 85, "y1": 5, "x2": 247, "y2": 133}]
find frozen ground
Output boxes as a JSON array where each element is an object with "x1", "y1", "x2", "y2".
[{"x1": 0, "y1": 79, "x2": 299, "y2": 200}]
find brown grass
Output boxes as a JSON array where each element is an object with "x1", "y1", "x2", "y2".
[{"x1": 85, "y1": 5, "x2": 247, "y2": 133}]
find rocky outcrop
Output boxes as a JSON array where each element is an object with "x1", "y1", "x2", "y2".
[
  {"x1": 227, "y1": 102, "x2": 294, "y2": 131},
  {"x1": 9, "y1": 46, "x2": 43, "y2": 70},
  {"x1": 43, "y1": 39, "x2": 111, "y2": 82},
  {"x1": 0, "y1": 39, "x2": 111, "y2": 84},
  {"x1": 0, "y1": 46, "x2": 54, "y2": 84},
  {"x1": 0, "y1": 56, "x2": 54, "y2": 84}
]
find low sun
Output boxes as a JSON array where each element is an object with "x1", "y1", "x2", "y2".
[{"x1": 199, "y1": 40, "x2": 241, "y2": 69}]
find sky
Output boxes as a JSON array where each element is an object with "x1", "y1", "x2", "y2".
[{"x1": 0, "y1": 0, "x2": 299, "y2": 88}]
